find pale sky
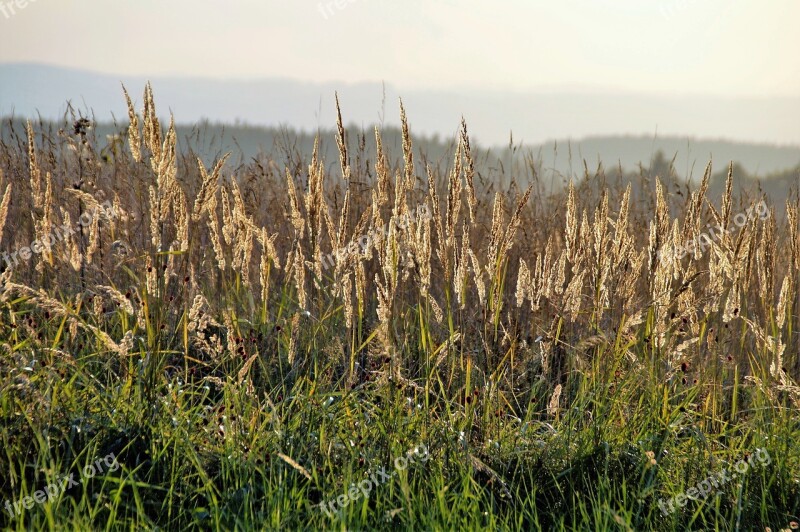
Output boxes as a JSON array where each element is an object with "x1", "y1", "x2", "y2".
[{"x1": 1, "y1": 0, "x2": 799, "y2": 97}]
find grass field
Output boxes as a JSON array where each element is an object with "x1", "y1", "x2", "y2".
[{"x1": 0, "y1": 85, "x2": 799, "y2": 530}]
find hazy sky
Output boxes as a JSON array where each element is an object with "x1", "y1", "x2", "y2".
[{"x1": 1, "y1": 0, "x2": 799, "y2": 97}]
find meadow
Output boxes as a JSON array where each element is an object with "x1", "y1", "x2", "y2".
[{"x1": 0, "y1": 85, "x2": 799, "y2": 530}]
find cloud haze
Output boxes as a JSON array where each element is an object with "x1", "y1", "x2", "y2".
[{"x1": 1, "y1": 1, "x2": 798, "y2": 97}]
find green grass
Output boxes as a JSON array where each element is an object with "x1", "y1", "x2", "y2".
[
  {"x1": 1, "y1": 289, "x2": 798, "y2": 531},
  {"x1": 1, "y1": 104, "x2": 799, "y2": 530}
]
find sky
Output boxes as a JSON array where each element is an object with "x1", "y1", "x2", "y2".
[{"x1": 1, "y1": 0, "x2": 799, "y2": 97}]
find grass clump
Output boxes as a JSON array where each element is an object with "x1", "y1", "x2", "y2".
[{"x1": 0, "y1": 86, "x2": 798, "y2": 530}]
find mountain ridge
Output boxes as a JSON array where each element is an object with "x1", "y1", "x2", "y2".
[{"x1": 1, "y1": 63, "x2": 799, "y2": 176}]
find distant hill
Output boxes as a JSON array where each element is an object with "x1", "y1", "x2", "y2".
[
  {"x1": 523, "y1": 136, "x2": 800, "y2": 183},
  {"x1": 0, "y1": 64, "x2": 800, "y2": 181},
  {"x1": 3, "y1": 117, "x2": 797, "y2": 210},
  {"x1": 1, "y1": 63, "x2": 799, "y2": 178}
]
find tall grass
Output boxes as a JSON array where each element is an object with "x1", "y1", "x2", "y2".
[{"x1": 0, "y1": 85, "x2": 798, "y2": 530}]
